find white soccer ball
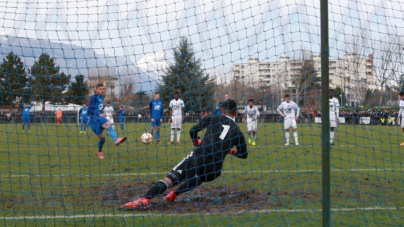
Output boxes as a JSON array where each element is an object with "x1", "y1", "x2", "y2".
[{"x1": 141, "y1": 133, "x2": 153, "y2": 144}]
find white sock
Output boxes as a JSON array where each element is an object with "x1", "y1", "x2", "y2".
[
  {"x1": 177, "y1": 129, "x2": 181, "y2": 141},
  {"x1": 294, "y1": 131, "x2": 298, "y2": 143},
  {"x1": 171, "y1": 129, "x2": 175, "y2": 141},
  {"x1": 285, "y1": 132, "x2": 290, "y2": 143},
  {"x1": 330, "y1": 131, "x2": 335, "y2": 143}
]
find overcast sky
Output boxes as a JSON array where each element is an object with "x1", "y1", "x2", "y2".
[{"x1": 0, "y1": 0, "x2": 403, "y2": 72}]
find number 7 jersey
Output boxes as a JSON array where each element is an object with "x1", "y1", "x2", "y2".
[{"x1": 190, "y1": 115, "x2": 247, "y2": 162}]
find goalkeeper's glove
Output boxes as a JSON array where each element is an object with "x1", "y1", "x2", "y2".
[
  {"x1": 229, "y1": 148, "x2": 237, "y2": 156},
  {"x1": 193, "y1": 137, "x2": 202, "y2": 147}
]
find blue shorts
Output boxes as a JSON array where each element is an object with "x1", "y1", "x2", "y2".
[
  {"x1": 151, "y1": 118, "x2": 162, "y2": 127},
  {"x1": 89, "y1": 116, "x2": 108, "y2": 135},
  {"x1": 81, "y1": 116, "x2": 88, "y2": 124},
  {"x1": 23, "y1": 115, "x2": 30, "y2": 123}
]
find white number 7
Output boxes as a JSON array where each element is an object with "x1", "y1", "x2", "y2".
[{"x1": 219, "y1": 125, "x2": 230, "y2": 140}]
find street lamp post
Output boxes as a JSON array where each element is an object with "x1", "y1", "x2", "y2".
[
  {"x1": 242, "y1": 70, "x2": 245, "y2": 105},
  {"x1": 343, "y1": 75, "x2": 346, "y2": 107}
]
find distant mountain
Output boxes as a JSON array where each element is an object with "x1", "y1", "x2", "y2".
[
  {"x1": 136, "y1": 51, "x2": 169, "y2": 74},
  {"x1": 0, "y1": 35, "x2": 165, "y2": 93}
]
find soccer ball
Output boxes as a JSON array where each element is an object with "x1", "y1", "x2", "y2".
[{"x1": 141, "y1": 133, "x2": 153, "y2": 144}]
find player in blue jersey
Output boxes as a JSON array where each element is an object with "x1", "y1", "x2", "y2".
[
  {"x1": 79, "y1": 104, "x2": 88, "y2": 134},
  {"x1": 88, "y1": 84, "x2": 127, "y2": 159},
  {"x1": 149, "y1": 91, "x2": 164, "y2": 144},
  {"x1": 20, "y1": 103, "x2": 32, "y2": 132},
  {"x1": 213, "y1": 94, "x2": 230, "y2": 115},
  {"x1": 117, "y1": 106, "x2": 125, "y2": 130}
]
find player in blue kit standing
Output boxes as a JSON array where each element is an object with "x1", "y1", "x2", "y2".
[
  {"x1": 117, "y1": 106, "x2": 125, "y2": 130},
  {"x1": 149, "y1": 91, "x2": 164, "y2": 144},
  {"x1": 79, "y1": 104, "x2": 88, "y2": 134},
  {"x1": 20, "y1": 103, "x2": 32, "y2": 132},
  {"x1": 88, "y1": 84, "x2": 127, "y2": 159}
]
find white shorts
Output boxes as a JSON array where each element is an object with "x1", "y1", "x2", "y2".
[
  {"x1": 330, "y1": 117, "x2": 337, "y2": 128},
  {"x1": 247, "y1": 121, "x2": 257, "y2": 131},
  {"x1": 171, "y1": 115, "x2": 182, "y2": 129},
  {"x1": 284, "y1": 118, "x2": 297, "y2": 129},
  {"x1": 106, "y1": 115, "x2": 114, "y2": 124}
]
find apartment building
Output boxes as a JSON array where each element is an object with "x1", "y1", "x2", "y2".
[{"x1": 233, "y1": 54, "x2": 377, "y2": 103}]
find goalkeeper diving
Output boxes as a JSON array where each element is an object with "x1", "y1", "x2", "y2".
[{"x1": 120, "y1": 99, "x2": 249, "y2": 210}]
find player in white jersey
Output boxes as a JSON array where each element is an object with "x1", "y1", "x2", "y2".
[
  {"x1": 243, "y1": 99, "x2": 260, "y2": 146},
  {"x1": 277, "y1": 94, "x2": 300, "y2": 146},
  {"x1": 168, "y1": 91, "x2": 185, "y2": 144},
  {"x1": 104, "y1": 102, "x2": 115, "y2": 130},
  {"x1": 329, "y1": 89, "x2": 340, "y2": 145},
  {"x1": 397, "y1": 92, "x2": 404, "y2": 145}
]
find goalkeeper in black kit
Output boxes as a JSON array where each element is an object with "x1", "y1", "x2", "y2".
[{"x1": 120, "y1": 99, "x2": 248, "y2": 210}]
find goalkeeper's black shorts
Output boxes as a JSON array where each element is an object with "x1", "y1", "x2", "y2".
[{"x1": 169, "y1": 151, "x2": 223, "y2": 183}]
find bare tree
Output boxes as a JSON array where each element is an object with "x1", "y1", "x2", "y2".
[
  {"x1": 214, "y1": 66, "x2": 233, "y2": 104},
  {"x1": 343, "y1": 30, "x2": 370, "y2": 105},
  {"x1": 372, "y1": 33, "x2": 402, "y2": 105},
  {"x1": 88, "y1": 68, "x2": 116, "y2": 102},
  {"x1": 304, "y1": 90, "x2": 321, "y2": 112},
  {"x1": 214, "y1": 66, "x2": 248, "y2": 105},
  {"x1": 390, "y1": 35, "x2": 404, "y2": 94},
  {"x1": 284, "y1": 50, "x2": 320, "y2": 106},
  {"x1": 114, "y1": 76, "x2": 137, "y2": 109}
]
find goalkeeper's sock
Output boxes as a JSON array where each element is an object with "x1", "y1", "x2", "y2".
[
  {"x1": 285, "y1": 132, "x2": 290, "y2": 143},
  {"x1": 149, "y1": 130, "x2": 154, "y2": 138},
  {"x1": 176, "y1": 129, "x2": 181, "y2": 141},
  {"x1": 22, "y1": 124, "x2": 25, "y2": 130},
  {"x1": 330, "y1": 131, "x2": 335, "y2": 143},
  {"x1": 107, "y1": 127, "x2": 118, "y2": 141},
  {"x1": 171, "y1": 129, "x2": 175, "y2": 141},
  {"x1": 80, "y1": 124, "x2": 83, "y2": 131},
  {"x1": 156, "y1": 130, "x2": 160, "y2": 140},
  {"x1": 28, "y1": 124, "x2": 30, "y2": 130},
  {"x1": 293, "y1": 131, "x2": 298, "y2": 143},
  {"x1": 98, "y1": 137, "x2": 106, "y2": 151},
  {"x1": 176, "y1": 177, "x2": 202, "y2": 195},
  {"x1": 144, "y1": 180, "x2": 168, "y2": 199}
]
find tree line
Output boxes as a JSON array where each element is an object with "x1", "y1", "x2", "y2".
[
  {"x1": 0, "y1": 52, "x2": 90, "y2": 110},
  {"x1": 0, "y1": 37, "x2": 217, "y2": 113}
]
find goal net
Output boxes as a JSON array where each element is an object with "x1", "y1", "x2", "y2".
[{"x1": 0, "y1": 0, "x2": 403, "y2": 226}]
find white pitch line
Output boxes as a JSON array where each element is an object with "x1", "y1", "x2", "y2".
[
  {"x1": 2, "y1": 168, "x2": 402, "y2": 178},
  {"x1": 0, "y1": 144, "x2": 398, "y2": 151},
  {"x1": 1, "y1": 206, "x2": 403, "y2": 220}
]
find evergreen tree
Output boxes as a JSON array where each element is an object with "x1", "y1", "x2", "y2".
[
  {"x1": 158, "y1": 37, "x2": 215, "y2": 113},
  {"x1": 65, "y1": 74, "x2": 90, "y2": 104},
  {"x1": 30, "y1": 53, "x2": 70, "y2": 110},
  {"x1": 0, "y1": 52, "x2": 30, "y2": 106}
]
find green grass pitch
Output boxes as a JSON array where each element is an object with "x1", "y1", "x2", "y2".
[{"x1": 0, "y1": 122, "x2": 403, "y2": 226}]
